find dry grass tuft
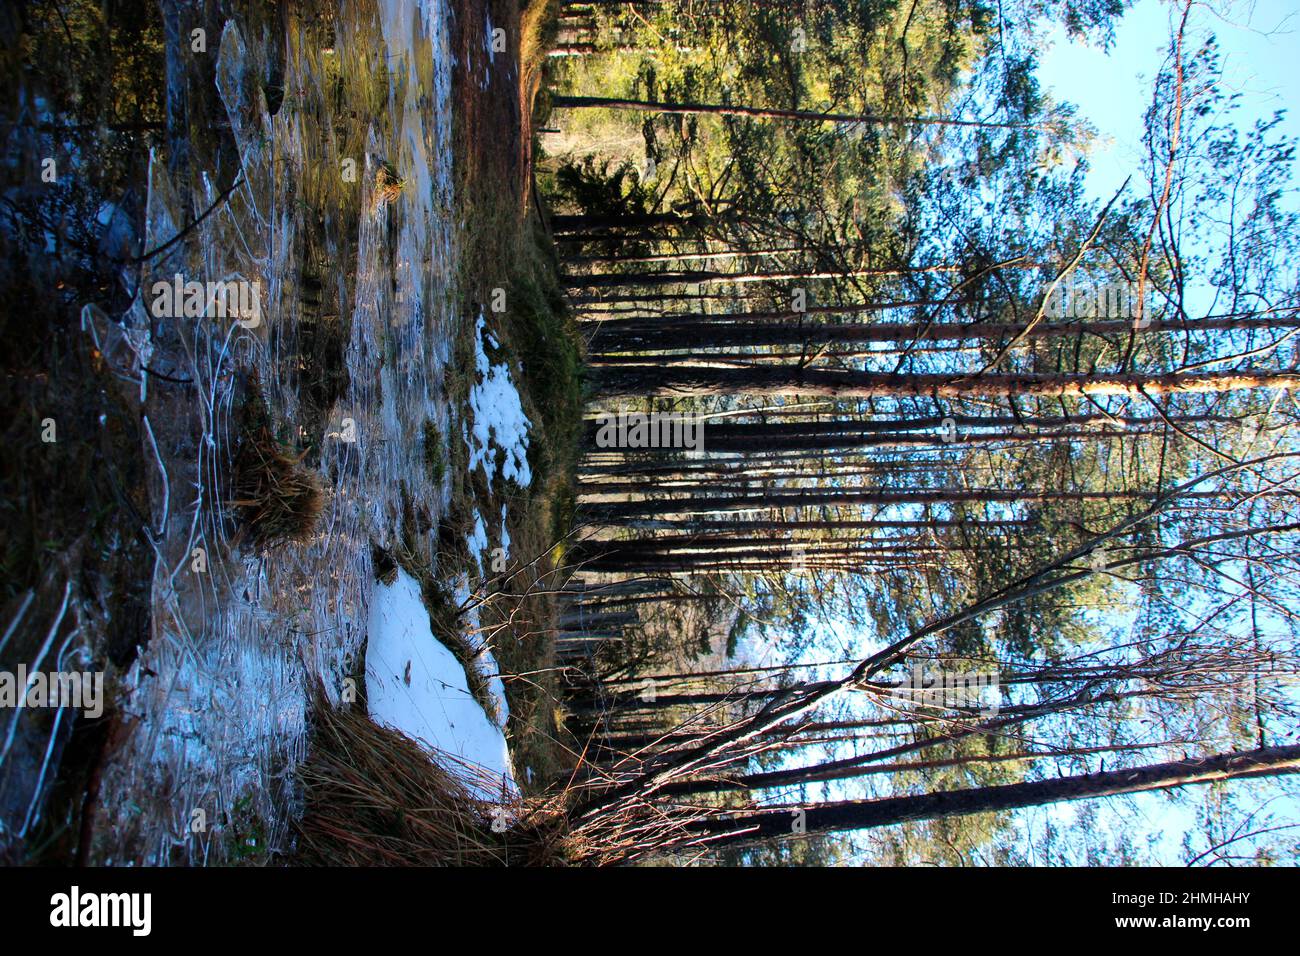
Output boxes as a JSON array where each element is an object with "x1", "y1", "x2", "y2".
[
  {"x1": 293, "y1": 691, "x2": 573, "y2": 866},
  {"x1": 373, "y1": 160, "x2": 405, "y2": 210},
  {"x1": 371, "y1": 542, "x2": 399, "y2": 586},
  {"x1": 231, "y1": 384, "x2": 325, "y2": 547}
]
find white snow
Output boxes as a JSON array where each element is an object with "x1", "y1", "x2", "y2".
[
  {"x1": 482, "y1": 12, "x2": 495, "y2": 89},
  {"x1": 366, "y1": 569, "x2": 513, "y2": 794},
  {"x1": 464, "y1": 314, "x2": 532, "y2": 487},
  {"x1": 466, "y1": 508, "x2": 489, "y2": 574},
  {"x1": 450, "y1": 573, "x2": 510, "y2": 726},
  {"x1": 476, "y1": 650, "x2": 510, "y2": 732}
]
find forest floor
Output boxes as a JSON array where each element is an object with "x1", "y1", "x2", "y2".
[{"x1": 442, "y1": 0, "x2": 583, "y2": 802}]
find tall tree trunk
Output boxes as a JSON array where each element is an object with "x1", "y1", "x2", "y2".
[
  {"x1": 551, "y1": 212, "x2": 689, "y2": 233},
  {"x1": 588, "y1": 312, "x2": 1300, "y2": 352},
  {"x1": 551, "y1": 94, "x2": 1041, "y2": 131},
  {"x1": 594, "y1": 366, "x2": 1300, "y2": 400},
  {"x1": 586, "y1": 487, "x2": 1230, "y2": 521},
  {"x1": 688, "y1": 744, "x2": 1300, "y2": 846}
]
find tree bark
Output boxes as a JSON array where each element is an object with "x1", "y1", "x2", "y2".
[
  {"x1": 589, "y1": 312, "x2": 1300, "y2": 353},
  {"x1": 594, "y1": 366, "x2": 1300, "y2": 400},
  {"x1": 551, "y1": 94, "x2": 1041, "y2": 131},
  {"x1": 689, "y1": 744, "x2": 1300, "y2": 846}
]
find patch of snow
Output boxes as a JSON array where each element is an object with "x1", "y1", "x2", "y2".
[
  {"x1": 366, "y1": 568, "x2": 513, "y2": 793},
  {"x1": 450, "y1": 573, "x2": 510, "y2": 727},
  {"x1": 451, "y1": 575, "x2": 477, "y2": 626},
  {"x1": 481, "y1": 13, "x2": 494, "y2": 88},
  {"x1": 464, "y1": 313, "x2": 532, "y2": 487},
  {"x1": 466, "y1": 508, "x2": 489, "y2": 573},
  {"x1": 477, "y1": 655, "x2": 510, "y2": 733}
]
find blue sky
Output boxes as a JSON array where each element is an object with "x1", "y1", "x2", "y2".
[
  {"x1": 1010, "y1": 0, "x2": 1298, "y2": 865},
  {"x1": 1038, "y1": 0, "x2": 1299, "y2": 209}
]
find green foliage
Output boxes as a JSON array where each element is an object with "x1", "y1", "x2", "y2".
[
  {"x1": 422, "y1": 420, "x2": 446, "y2": 486},
  {"x1": 506, "y1": 223, "x2": 585, "y2": 490},
  {"x1": 553, "y1": 155, "x2": 651, "y2": 220}
]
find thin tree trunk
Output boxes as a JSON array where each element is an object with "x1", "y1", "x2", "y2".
[
  {"x1": 588, "y1": 312, "x2": 1300, "y2": 352},
  {"x1": 594, "y1": 366, "x2": 1300, "y2": 400},
  {"x1": 551, "y1": 94, "x2": 1042, "y2": 131},
  {"x1": 687, "y1": 744, "x2": 1300, "y2": 846}
]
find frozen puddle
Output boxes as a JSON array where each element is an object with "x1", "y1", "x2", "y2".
[
  {"x1": 365, "y1": 569, "x2": 513, "y2": 796},
  {"x1": 87, "y1": 0, "x2": 472, "y2": 861}
]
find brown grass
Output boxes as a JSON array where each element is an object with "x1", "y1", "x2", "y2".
[
  {"x1": 372, "y1": 159, "x2": 406, "y2": 211},
  {"x1": 293, "y1": 691, "x2": 572, "y2": 866},
  {"x1": 231, "y1": 383, "x2": 325, "y2": 548}
]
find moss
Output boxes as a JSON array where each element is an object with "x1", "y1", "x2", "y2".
[{"x1": 423, "y1": 419, "x2": 447, "y2": 485}]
